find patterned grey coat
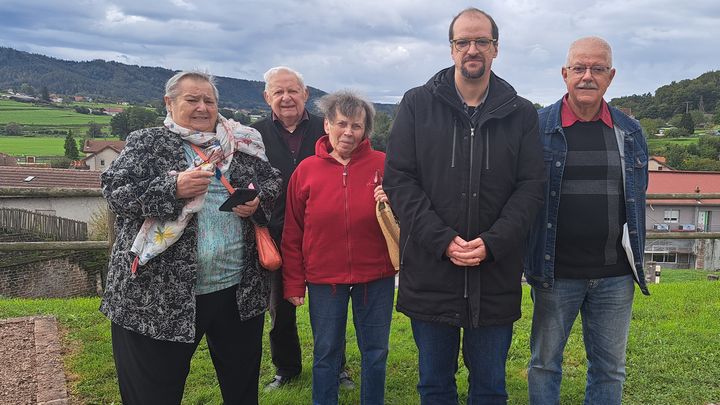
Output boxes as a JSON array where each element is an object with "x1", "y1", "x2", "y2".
[{"x1": 100, "y1": 127, "x2": 282, "y2": 343}]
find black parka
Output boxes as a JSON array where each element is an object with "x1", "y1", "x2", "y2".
[
  {"x1": 251, "y1": 113, "x2": 325, "y2": 246},
  {"x1": 383, "y1": 67, "x2": 545, "y2": 327}
]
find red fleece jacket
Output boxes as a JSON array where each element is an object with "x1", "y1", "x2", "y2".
[{"x1": 281, "y1": 135, "x2": 395, "y2": 298}]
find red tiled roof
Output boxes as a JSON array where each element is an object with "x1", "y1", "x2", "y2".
[
  {"x1": 81, "y1": 145, "x2": 122, "y2": 161},
  {"x1": 650, "y1": 155, "x2": 666, "y2": 164},
  {"x1": 648, "y1": 170, "x2": 720, "y2": 205},
  {"x1": 82, "y1": 139, "x2": 126, "y2": 154},
  {"x1": 0, "y1": 166, "x2": 101, "y2": 189}
]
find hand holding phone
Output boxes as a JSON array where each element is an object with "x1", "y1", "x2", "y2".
[{"x1": 219, "y1": 188, "x2": 259, "y2": 212}]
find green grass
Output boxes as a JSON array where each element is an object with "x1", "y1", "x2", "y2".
[
  {"x1": 0, "y1": 107, "x2": 111, "y2": 126},
  {"x1": 0, "y1": 136, "x2": 68, "y2": 156},
  {"x1": 0, "y1": 99, "x2": 112, "y2": 141},
  {"x1": 0, "y1": 271, "x2": 718, "y2": 404},
  {"x1": 660, "y1": 268, "x2": 717, "y2": 283},
  {"x1": 647, "y1": 136, "x2": 701, "y2": 156},
  {"x1": 0, "y1": 135, "x2": 121, "y2": 157}
]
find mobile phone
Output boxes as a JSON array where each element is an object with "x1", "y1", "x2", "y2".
[{"x1": 219, "y1": 188, "x2": 259, "y2": 212}]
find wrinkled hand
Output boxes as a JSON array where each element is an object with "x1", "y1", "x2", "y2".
[
  {"x1": 231, "y1": 196, "x2": 260, "y2": 218},
  {"x1": 445, "y1": 236, "x2": 487, "y2": 267},
  {"x1": 176, "y1": 169, "x2": 213, "y2": 199},
  {"x1": 288, "y1": 296, "x2": 305, "y2": 306},
  {"x1": 374, "y1": 185, "x2": 388, "y2": 203}
]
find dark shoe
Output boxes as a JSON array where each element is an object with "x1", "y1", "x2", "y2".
[
  {"x1": 264, "y1": 374, "x2": 297, "y2": 392},
  {"x1": 338, "y1": 370, "x2": 355, "y2": 390}
]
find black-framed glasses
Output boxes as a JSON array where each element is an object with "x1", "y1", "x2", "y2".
[
  {"x1": 450, "y1": 38, "x2": 497, "y2": 52},
  {"x1": 566, "y1": 65, "x2": 612, "y2": 76}
]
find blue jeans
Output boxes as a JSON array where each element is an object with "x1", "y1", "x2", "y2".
[
  {"x1": 410, "y1": 318, "x2": 513, "y2": 405},
  {"x1": 307, "y1": 276, "x2": 395, "y2": 405},
  {"x1": 528, "y1": 274, "x2": 635, "y2": 405}
]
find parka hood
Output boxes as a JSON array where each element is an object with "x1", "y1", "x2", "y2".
[{"x1": 424, "y1": 66, "x2": 519, "y2": 116}]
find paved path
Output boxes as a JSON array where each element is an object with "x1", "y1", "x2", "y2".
[{"x1": 0, "y1": 316, "x2": 68, "y2": 405}]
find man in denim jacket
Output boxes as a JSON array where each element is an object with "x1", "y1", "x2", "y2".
[{"x1": 524, "y1": 37, "x2": 649, "y2": 405}]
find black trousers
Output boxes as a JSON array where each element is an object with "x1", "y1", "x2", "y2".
[
  {"x1": 269, "y1": 268, "x2": 303, "y2": 377},
  {"x1": 111, "y1": 285, "x2": 264, "y2": 405},
  {"x1": 269, "y1": 268, "x2": 346, "y2": 377}
]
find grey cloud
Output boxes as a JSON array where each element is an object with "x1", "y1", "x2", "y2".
[{"x1": 1, "y1": 0, "x2": 719, "y2": 106}]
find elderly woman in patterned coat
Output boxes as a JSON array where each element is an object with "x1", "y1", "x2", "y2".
[{"x1": 101, "y1": 70, "x2": 281, "y2": 405}]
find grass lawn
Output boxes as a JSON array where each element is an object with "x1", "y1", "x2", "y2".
[
  {"x1": 0, "y1": 107, "x2": 111, "y2": 127},
  {"x1": 660, "y1": 268, "x2": 717, "y2": 283},
  {"x1": 0, "y1": 135, "x2": 121, "y2": 157},
  {"x1": 0, "y1": 99, "x2": 112, "y2": 140},
  {"x1": 0, "y1": 270, "x2": 718, "y2": 404},
  {"x1": 647, "y1": 136, "x2": 699, "y2": 153},
  {"x1": 0, "y1": 136, "x2": 75, "y2": 156}
]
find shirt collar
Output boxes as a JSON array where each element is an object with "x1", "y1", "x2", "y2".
[
  {"x1": 271, "y1": 109, "x2": 309, "y2": 129},
  {"x1": 561, "y1": 94, "x2": 613, "y2": 128},
  {"x1": 454, "y1": 82, "x2": 489, "y2": 109}
]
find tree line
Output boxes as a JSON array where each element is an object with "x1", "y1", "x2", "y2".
[{"x1": 610, "y1": 70, "x2": 720, "y2": 121}]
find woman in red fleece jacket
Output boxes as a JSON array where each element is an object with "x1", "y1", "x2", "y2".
[{"x1": 281, "y1": 90, "x2": 396, "y2": 405}]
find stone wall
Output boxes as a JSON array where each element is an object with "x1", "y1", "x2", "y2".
[
  {"x1": 0, "y1": 254, "x2": 102, "y2": 298},
  {"x1": 698, "y1": 239, "x2": 720, "y2": 271}
]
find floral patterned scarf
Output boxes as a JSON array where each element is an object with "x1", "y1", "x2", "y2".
[{"x1": 129, "y1": 114, "x2": 268, "y2": 273}]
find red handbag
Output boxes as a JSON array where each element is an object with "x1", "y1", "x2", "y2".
[{"x1": 254, "y1": 225, "x2": 282, "y2": 271}]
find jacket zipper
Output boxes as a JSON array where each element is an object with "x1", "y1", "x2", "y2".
[
  {"x1": 342, "y1": 165, "x2": 352, "y2": 280},
  {"x1": 464, "y1": 126, "x2": 476, "y2": 299},
  {"x1": 451, "y1": 119, "x2": 458, "y2": 168},
  {"x1": 485, "y1": 127, "x2": 490, "y2": 170}
]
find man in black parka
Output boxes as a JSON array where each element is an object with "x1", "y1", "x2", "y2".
[
  {"x1": 383, "y1": 8, "x2": 545, "y2": 404},
  {"x1": 252, "y1": 66, "x2": 354, "y2": 391},
  {"x1": 251, "y1": 67, "x2": 318, "y2": 390}
]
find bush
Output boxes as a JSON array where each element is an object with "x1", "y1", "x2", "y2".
[
  {"x1": 49, "y1": 157, "x2": 72, "y2": 168},
  {"x1": 663, "y1": 127, "x2": 690, "y2": 138},
  {"x1": 4, "y1": 122, "x2": 22, "y2": 136},
  {"x1": 88, "y1": 207, "x2": 109, "y2": 241}
]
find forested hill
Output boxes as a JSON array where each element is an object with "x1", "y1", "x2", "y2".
[
  {"x1": 0, "y1": 47, "x2": 329, "y2": 110},
  {"x1": 610, "y1": 70, "x2": 720, "y2": 120}
]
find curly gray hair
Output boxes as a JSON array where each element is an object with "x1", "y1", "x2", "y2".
[{"x1": 315, "y1": 90, "x2": 375, "y2": 136}]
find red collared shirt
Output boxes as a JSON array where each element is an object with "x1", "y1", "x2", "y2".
[
  {"x1": 272, "y1": 110, "x2": 310, "y2": 158},
  {"x1": 561, "y1": 94, "x2": 613, "y2": 128}
]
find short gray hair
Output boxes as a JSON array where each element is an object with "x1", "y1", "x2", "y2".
[
  {"x1": 566, "y1": 36, "x2": 613, "y2": 67},
  {"x1": 165, "y1": 70, "x2": 219, "y2": 101},
  {"x1": 263, "y1": 66, "x2": 306, "y2": 92},
  {"x1": 316, "y1": 90, "x2": 375, "y2": 136}
]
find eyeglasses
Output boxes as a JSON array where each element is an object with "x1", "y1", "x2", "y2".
[
  {"x1": 566, "y1": 65, "x2": 612, "y2": 76},
  {"x1": 450, "y1": 38, "x2": 497, "y2": 52}
]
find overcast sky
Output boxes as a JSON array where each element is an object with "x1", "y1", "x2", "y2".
[{"x1": 1, "y1": 0, "x2": 719, "y2": 107}]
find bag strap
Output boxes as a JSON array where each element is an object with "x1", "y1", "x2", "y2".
[
  {"x1": 190, "y1": 143, "x2": 267, "y2": 226},
  {"x1": 190, "y1": 144, "x2": 235, "y2": 194}
]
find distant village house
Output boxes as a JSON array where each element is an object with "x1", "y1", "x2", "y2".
[
  {"x1": 0, "y1": 166, "x2": 103, "y2": 223},
  {"x1": 81, "y1": 140, "x2": 126, "y2": 171}
]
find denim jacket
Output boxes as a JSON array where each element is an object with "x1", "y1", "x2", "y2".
[{"x1": 524, "y1": 98, "x2": 650, "y2": 295}]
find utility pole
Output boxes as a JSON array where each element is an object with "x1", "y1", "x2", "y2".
[{"x1": 684, "y1": 101, "x2": 691, "y2": 113}]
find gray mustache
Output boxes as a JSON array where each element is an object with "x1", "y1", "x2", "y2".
[{"x1": 577, "y1": 82, "x2": 598, "y2": 89}]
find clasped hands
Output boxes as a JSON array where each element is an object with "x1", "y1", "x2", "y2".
[
  {"x1": 175, "y1": 169, "x2": 259, "y2": 218},
  {"x1": 446, "y1": 236, "x2": 487, "y2": 267}
]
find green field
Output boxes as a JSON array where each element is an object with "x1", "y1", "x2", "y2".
[
  {"x1": 647, "y1": 136, "x2": 700, "y2": 156},
  {"x1": 0, "y1": 136, "x2": 70, "y2": 156},
  {"x1": 0, "y1": 135, "x2": 121, "y2": 157},
  {"x1": 0, "y1": 270, "x2": 718, "y2": 404},
  {"x1": 0, "y1": 99, "x2": 112, "y2": 137}
]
